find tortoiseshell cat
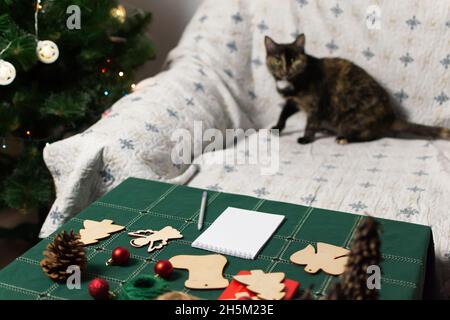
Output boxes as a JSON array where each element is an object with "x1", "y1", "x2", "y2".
[{"x1": 265, "y1": 34, "x2": 450, "y2": 144}]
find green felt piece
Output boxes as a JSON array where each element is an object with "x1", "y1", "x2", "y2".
[{"x1": 0, "y1": 178, "x2": 433, "y2": 300}]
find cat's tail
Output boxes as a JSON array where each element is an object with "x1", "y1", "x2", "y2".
[{"x1": 390, "y1": 119, "x2": 450, "y2": 140}]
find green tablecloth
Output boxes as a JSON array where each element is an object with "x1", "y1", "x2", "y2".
[{"x1": 0, "y1": 178, "x2": 434, "y2": 300}]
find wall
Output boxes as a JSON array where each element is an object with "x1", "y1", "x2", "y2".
[{"x1": 122, "y1": 0, "x2": 203, "y2": 81}]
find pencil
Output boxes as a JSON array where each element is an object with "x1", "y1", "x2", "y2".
[{"x1": 197, "y1": 191, "x2": 207, "y2": 230}]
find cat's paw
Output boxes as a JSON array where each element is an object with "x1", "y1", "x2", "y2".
[
  {"x1": 271, "y1": 125, "x2": 284, "y2": 133},
  {"x1": 297, "y1": 137, "x2": 313, "y2": 145},
  {"x1": 335, "y1": 137, "x2": 349, "y2": 145}
]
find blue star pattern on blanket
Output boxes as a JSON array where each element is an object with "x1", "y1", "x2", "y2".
[
  {"x1": 330, "y1": 4, "x2": 343, "y2": 18},
  {"x1": 251, "y1": 58, "x2": 263, "y2": 67},
  {"x1": 49, "y1": 207, "x2": 64, "y2": 225},
  {"x1": 145, "y1": 123, "x2": 159, "y2": 133},
  {"x1": 254, "y1": 187, "x2": 270, "y2": 197},
  {"x1": 400, "y1": 53, "x2": 414, "y2": 67},
  {"x1": 373, "y1": 153, "x2": 387, "y2": 160},
  {"x1": 194, "y1": 82, "x2": 205, "y2": 92},
  {"x1": 167, "y1": 108, "x2": 178, "y2": 119},
  {"x1": 224, "y1": 165, "x2": 236, "y2": 173},
  {"x1": 99, "y1": 165, "x2": 115, "y2": 184},
  {"x1": 349, "y1": 201, "x2": 368, "y2": 212},
  {"x1": 224, "y1": 69, "x2": 234, "y2": 78},
  {"x1": 185, "y1": 97, "x2": 195, "y2": 106},
  {"x1": 408, "y1": 186, "x2": 425, "y2": 193},
  {"x1": 331, "y1": 153, "x2": 344, "y2": 158},
  {"x1": 399, "y1": 207, "x2": 419, "y2": 218},
  {"x1": 417, "y1": 155, "x2": 432, "y2": 161},
  {"x1": 257, "y1": 20, "x2": 269, "y2": 33},
  {"x1": 301, "y1": 194, "x2": 317, "y2": 205},
  {"x1": 362, "y1": 48, "x2": 375, "y2": 60},
  {"x1": 52, "y1": 168, "x2": 61, "y2": 179},
  {"x1": 360, "y1": 182, "x2": 375, "y2": 188},
  {"x1": 248, "y1": 90, "x2": 257, "y2": 100},
  {"x1": 435, "y1": 92, "x2": 449, "y2": 105},
  {"x1": 441, "y1": 55, "x2": 450, "y2": 69},
  {"x1": 413, "y1": 170, "x2": 428, "y2": 177},
  {"x1": 326, "y1": 40, "x2": 339, "y2": 54},
  {"x1": 227, "y1": 41, "x2": 238, "y2": 53},
  {"x1": 406, "y1": 16, "x2": 421, "y2": 30},
  {"x1": 291, "y1": 29, "x2": 301, "y2": 39},
  {"x1": 394, "y1": 89, "x2": 409, "y2": 103},
  {"x1": 296, "y1": 0, "x2": 308, "y2": 8},
  {"x1": 119, "y1": 139, "x2": 134, "y2": 150},
  {"x1": 232, "y1": 12, "x2": 243, "y2": 24}
]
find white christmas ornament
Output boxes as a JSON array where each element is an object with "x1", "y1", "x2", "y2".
[
  {"x1": 0, "y1": 60, "x2": 16, "y2": 86},
  {"x1": 36, "y1": 40, "x2": 59, "y2": 64}
]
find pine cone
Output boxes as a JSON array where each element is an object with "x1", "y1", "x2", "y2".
[
  {"x1": 40, "y1": 230, "x2": 87, "y2": 282},
  {"x1": 297, "y1": 287, "x2": 314, "y2": 300},
  {"x1": 327, "y1": 216, "x2": 382, "y2": 300}
]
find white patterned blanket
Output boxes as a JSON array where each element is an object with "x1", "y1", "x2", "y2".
[{"x1": 41, "y1": 0, "x2": 450, "y2": 297}]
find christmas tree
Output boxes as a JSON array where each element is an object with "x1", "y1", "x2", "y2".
[{"x1": 0, "y1": 0, "x2": 155, "y2": 238}]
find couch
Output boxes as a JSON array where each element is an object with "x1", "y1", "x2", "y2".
[{"x1": 41, "y1": 0, "x2": 450, "y2": 297}]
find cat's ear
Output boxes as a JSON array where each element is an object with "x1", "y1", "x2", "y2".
[
  {"x1": 294, "y1": 34, "x2": 306, "y2": 50},
  {"x1": 264, "y1": 36, "x2": 278, "y2": 54}
]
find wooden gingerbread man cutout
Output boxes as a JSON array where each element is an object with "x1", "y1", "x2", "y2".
[
  {"x1": 169, "y1": 254, "x2": 229, "y2": 289},
  {"x1": 290, "y1": 242, "x2": 350, "y2": 275}
]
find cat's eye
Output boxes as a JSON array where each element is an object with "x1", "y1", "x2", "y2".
[{"x1": 272, "y1": 57, "x2": 282, "y2": 65}]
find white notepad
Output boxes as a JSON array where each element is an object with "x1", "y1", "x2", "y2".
[{"x1": 192, "y1": 207, "x2": 285, "y2": 260}]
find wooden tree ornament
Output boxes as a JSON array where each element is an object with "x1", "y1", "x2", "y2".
[
  {"x1": 79, "y1": 219, "x2": 125, "y2": 245},
  {"x1": 169, "y1": 254, "x2": 229, "y2": 290},
  {"x1": 233, "y1": 270, "x2": 286, "y2": 300},
  {"x1": 290, "y1": 242, "x2": 350, "y2": 276}
]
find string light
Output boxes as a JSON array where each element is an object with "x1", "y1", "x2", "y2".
[
  {"x1": 111, "y1": 5, "x2": 127, "y2": 23},
  {"x1": 101, "y1": 67, "x2": 107, "y2": 74},
  {"x1": 118, "y1": 71, "x2": 124, "y2": 77},
  {"x1": 103, "y1": 90, "x2": 109, "y2": 96},
  {"x1": 131, "y1": 83, "x2": 136, "y2": 90},
  {"x1": 26, "y1": 130, "x2": 31, "y2": 136}
]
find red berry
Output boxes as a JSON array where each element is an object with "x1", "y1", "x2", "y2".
[
  {"x1": 88, "y1": 278, "x2": 110, "y2": 300},
  {"x1": 154, "y1": 260, "x2": 173, "y2": 279},
  {"x1": 111, "y1": 247, "x2": 130, "y2": 266}
]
